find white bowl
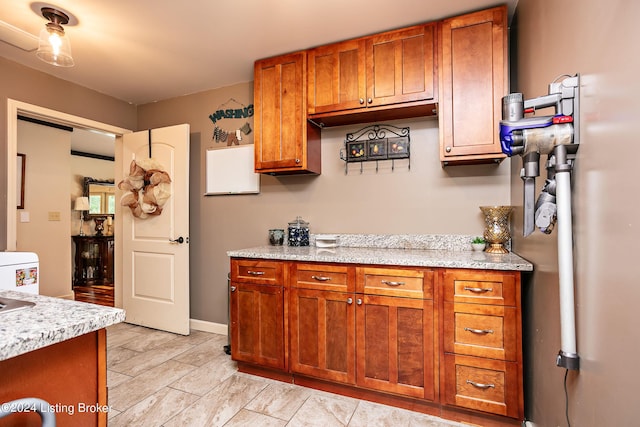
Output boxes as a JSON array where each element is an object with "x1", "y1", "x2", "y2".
[{"x1": 315, "y1": 234, "x2": 338, "y2": 248}]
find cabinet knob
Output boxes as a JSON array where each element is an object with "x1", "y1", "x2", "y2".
[
  {"x1": 230, "y1": 286, "x2": 237, "y2": 292},
  {"x1": 356, "y1": 298, "x2": 363, "y2": 305},
  {"x1": 295, "y1": 158, "x2": 301, "y2": 164},
  {"x1": 445, "y1": 146, "x2": 452, "y2": 153},
  {"x1": 347, "y1": 297, "x2": 353, "y2": 305},
  {"x1": 359, "y1": 98, "x2": 365, "y2": 105},
  {"x1": 367, "y1": 98, "x2": 372, "y2": 104}
]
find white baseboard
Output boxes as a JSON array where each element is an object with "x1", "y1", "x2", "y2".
[{"x1": 189, "y1": 318, "x2": 228, "y2": 336}]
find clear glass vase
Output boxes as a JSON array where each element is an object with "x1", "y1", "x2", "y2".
[{"x1": 480, "y1": 206, "x2": 513, "y2": 254}]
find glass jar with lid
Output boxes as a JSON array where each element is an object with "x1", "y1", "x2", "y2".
[{"x1": 287, "y1": 216, "x2": 310, "y2": 246}]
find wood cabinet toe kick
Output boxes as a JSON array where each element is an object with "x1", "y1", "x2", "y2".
[{"x1": 230, "y1": 258, "x2": 525, "y2": 426}]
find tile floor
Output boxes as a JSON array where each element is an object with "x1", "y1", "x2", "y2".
[{"x1": 106, "y1": 322, "x2": 467, "y2": 427}]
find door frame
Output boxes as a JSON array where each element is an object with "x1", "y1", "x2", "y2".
[{"x1": 6, "y1": 98, "x2": 131, "y2": 306}]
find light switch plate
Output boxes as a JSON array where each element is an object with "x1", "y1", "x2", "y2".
[{"x1": 20, "y1": 211, "x2": 30, "y2": 222}]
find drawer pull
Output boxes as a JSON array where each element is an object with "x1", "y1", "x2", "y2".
[
  {"x1": 381, "y1": 280, "x2": 405, "y2": 286},
  {"x1": 464, "y1": 327, "x2": 494, "y2": 334},
  {"x1": 311, "y1": 275, "x2": 331, "y2": 282},
  {"x1": 247, "y1": 270, "x2": 265, "y2": 276},
  {"x1": 463, "y1": 286, "x2": 493, "y2": 293},
  {"x1": 466, "y1": 380, "x2": 495, "y2": 389}
]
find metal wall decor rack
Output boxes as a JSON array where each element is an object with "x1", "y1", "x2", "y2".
[{"x1": 340, "y1": 124, "x2": 410, "y2": 174}]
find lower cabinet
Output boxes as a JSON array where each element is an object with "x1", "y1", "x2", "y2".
[
  {"x1": 289, "y1": 264, "x2": 434, "y2": 401},
  {"x1": 230, "y1": 259, "x2": 523, "y2": 425},
  {"x1": 0, "y1": 330, "x2": 108, "y2": 427},
  {"x1": 441, "y1": 268, "x2": 524, "y2": 420},
  {"x1": 230, "y1": 282, "x2": 285, "y2": 370},
  {"x1": 357, "y1": 294, "x2": 434, "y2": 400},
  {"x1": 356, "y1": 266, "x2": 435, "y2": 400},
  {"x1": 290, "y1": 263, "x2": 355, "y2": 383},
  {"x1": 230, "y1": 260, "x2": 285, "y2": 370},
  {"x1": 290, "y1": 287, "x2": 356, "y2": 384}
]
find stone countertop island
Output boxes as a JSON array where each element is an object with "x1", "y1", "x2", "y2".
[
  {"x1": 0, "y1": 290, "x2": 125, "y2": 361},
  {"x1": 0, "y1": 290, "x2": 125, "y2": 426}
]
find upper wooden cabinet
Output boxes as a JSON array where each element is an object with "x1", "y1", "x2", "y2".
[
  {"x1": 438, "y1": 6, "x2": 508, "y2": 165},
  {"x1": 254, "y1": 51, "x2": 321, "y2": 175},
  {"x1": 308, "y1": 24, "x2": 437, "y2": 127},
  {"x1": 307, "y1": 39, "x2": 366, "y2": 115},
  {"x1": 253, "y1": 6, "x2": 509, "y2": 172}
]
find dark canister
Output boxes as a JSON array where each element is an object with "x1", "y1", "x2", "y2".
[{"x1": 287, "y1": 216, "x2": 309, "y2": 246}]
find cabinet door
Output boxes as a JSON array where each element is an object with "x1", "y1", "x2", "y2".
[
  {"x1": 367, "y1": 24, "x2": 436, "y2": 107},
  {"x1": 439, "y1": 6, "x2": 507, "y2": 164},
  {"x1": 356, "y1": 294, "x2": 435, "y2": 400},
  {"x1": 73, "y1": 236, "x2": 114, "y2": 287},
  {"x1": 307, "y1": 39, "x2": 366, "y2": 115},
  {"x1": 230, "y1": 282, "x2": 285, "y2": 370},
  {"x1": 290, "y1": 288, "x2": 356, "y2": 384},
  {"x1": 104, "y1": 238, "x2": 114, "y2": 284},
  {"x1": 254, "y1": 51, "x2": 321, "y2": 174}
]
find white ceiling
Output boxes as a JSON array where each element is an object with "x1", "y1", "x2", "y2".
[
  {"x1": 71, "y1": 127, "x2": 115, "y2": 157},
  {"x1": 1, "y1": 0, "x2": 517, "y2": 106}
]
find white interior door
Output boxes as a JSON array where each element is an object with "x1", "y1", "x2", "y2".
[{"x1": 121, "y1": 124, "x2": 190, "y2": 335}]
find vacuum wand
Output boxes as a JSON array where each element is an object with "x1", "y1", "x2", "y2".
[{"x1": 554, "y1": 145, "x2": 579, "y2": 370}]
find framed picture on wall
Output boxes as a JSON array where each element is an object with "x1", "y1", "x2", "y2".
[{"x1": 17, "y1": 153, "x2": 25, "y2": 209}]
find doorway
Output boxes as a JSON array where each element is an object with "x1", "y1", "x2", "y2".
[{"x1": 6, "y1": 99, "x2": 131, "y2": 307}]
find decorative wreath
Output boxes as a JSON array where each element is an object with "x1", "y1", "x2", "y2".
[{"x1": 118, "y1": 158, "x2": 172, "y2": 219}]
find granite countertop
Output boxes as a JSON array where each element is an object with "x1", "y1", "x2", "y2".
[
  {"x1": 227, "y1": 234, "x2": 533, "y2": 271},
  {"x1": 0, "y1": 290, "x2": 125, "y2": 361}
]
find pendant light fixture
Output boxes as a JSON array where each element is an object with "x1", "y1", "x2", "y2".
[{"x1": 36, "y1": 7, "x2": 74, "y2": 67}]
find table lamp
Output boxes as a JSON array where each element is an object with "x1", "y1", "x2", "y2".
[{"x1": 74, "y1": 197, "x2": 89, "y2": 236}]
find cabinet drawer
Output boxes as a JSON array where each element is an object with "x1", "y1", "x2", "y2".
[
  {"x1": 357, "y1": 267, "x2": 432, "y2": 299},
  {"x1": 231, "y1": 259, "x2": 283, "y2": 284},
  {"x1": 443, "y1": 302, "x2": 517, "y2": 361},
  {"x1": 294, "y1": 264, "x2": 351, "y2": 292},
  {"x1": 443, "y1": 354, "x2": 521, "y2": 419},
  {"x1": 443, "y1": 269, "x2": 516, "y2": 306}
]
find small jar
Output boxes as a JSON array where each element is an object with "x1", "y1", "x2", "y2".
[{"x1": 287, "y1": 216, "x2": 310, "y2": 246}]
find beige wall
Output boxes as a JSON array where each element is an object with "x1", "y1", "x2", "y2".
[
  {"x1": 0, "y1": 57, "x2": 136, "y2": 249},
  {"x1": 17, "y1": 120, "x2": 72, "y2": 298},
  {"x1": 513, "y1": 0, "x2": 639, "y2": 425},
  {"x1": 138, "y1": 82, "x2": 511, "y2": 326}
]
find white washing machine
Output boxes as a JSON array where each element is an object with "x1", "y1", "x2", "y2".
[{"x1": 0, "y1": 252, "x2": 39, "y2": 294}]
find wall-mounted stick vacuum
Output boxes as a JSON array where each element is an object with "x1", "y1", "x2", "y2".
[{"x1": 499, "y1": 74, "x2": 580, "y2": 370}]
